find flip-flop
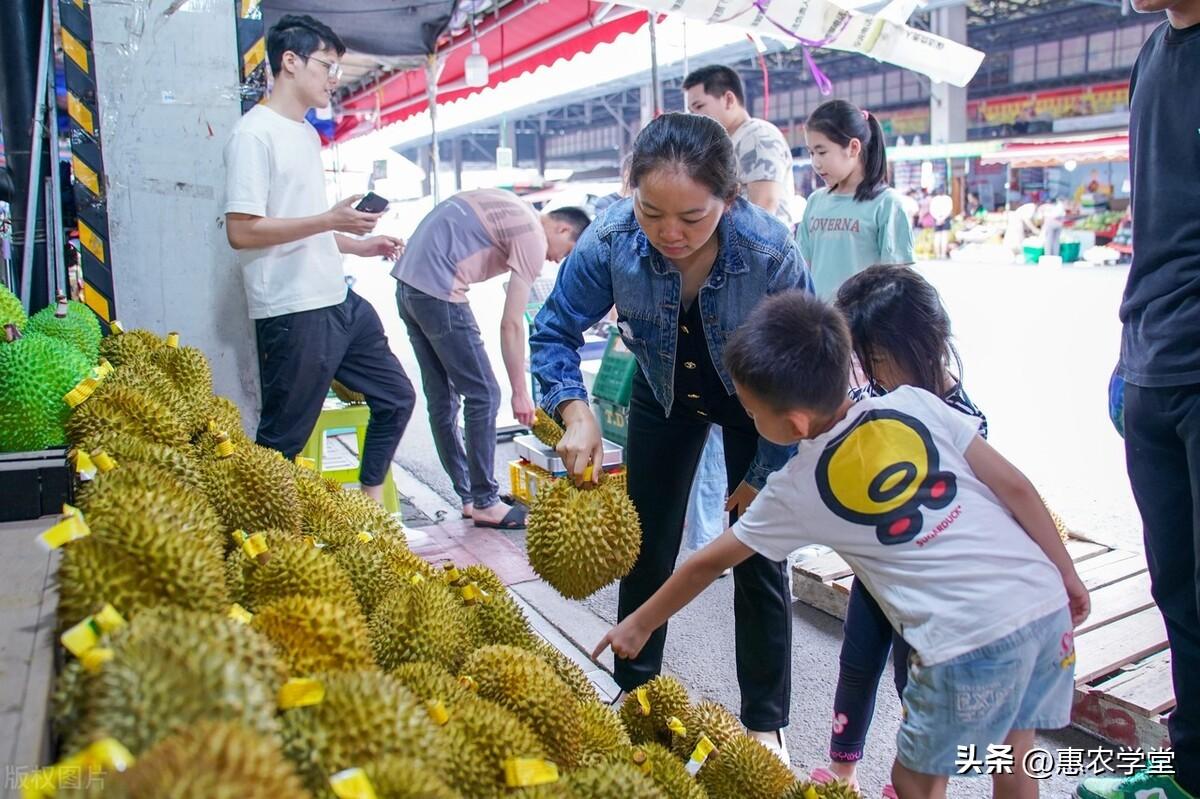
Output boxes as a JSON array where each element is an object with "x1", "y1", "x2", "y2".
[{"x1": 473, "y1": 505, "x2": 527, "y2": 530}]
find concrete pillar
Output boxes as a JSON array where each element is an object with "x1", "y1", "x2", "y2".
[
  {"x1": 535, "y1": 132, "x2": 547, "y2": 180},
  {"x1": 86, "y1": 0, "x2": 259, "y2": 426},
  {"x1": 929, "y1": 4, "x2": 968, "y2": 145}
]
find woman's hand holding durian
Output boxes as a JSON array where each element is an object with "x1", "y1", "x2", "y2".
[{"x1": 556, "y1": 399, "x2": 605, "y2": 486}]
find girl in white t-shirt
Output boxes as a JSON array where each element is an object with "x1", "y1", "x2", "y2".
[{"x1": 809, "y1": 263, "x2": 985, "y2": 794}]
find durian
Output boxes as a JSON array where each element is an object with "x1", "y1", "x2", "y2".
[
  {"x1": 74, "y1": 433, "x2": 205, "y2": 491},
  {"x1": 564, "y1": 761, "x2": 664, "y2": 799},
  {"x1": 102, "y1": 720, "x2": 312, "y2": 799},
  {"x1": 436, "y1": 696, "x2": 553, "y2": 799},
  {"x1": 578, "y1": 700, "x2": 632, "y2": 767},
  {"x1": 252, "y1": 596, "x2": 374, "y2": 675},
  {"x1": 149, "y1": 333, "x2": 214, "y2": 397},
  {"x1": 673, "y1": 701, "x2": 743, "y2": 761},
  {"x1": 95, "y1": 357, "x2": 201, "y2": 434},
  {"x1": 202, "y1": 436, "x2": 301, "y2": 535},
  {"x1": 0, "y1": 283, "x2": 26, "y2": 330},
  {"x1": 369, "y1": 579, "x2": 473, "y2": 673},
  {"x1": 460, "y1": 644, "x2": 584, "y2": 768},
  {"x1": 58, "y1": 491, "x2": 229, "y2": 626},
  {"x1": 390, "y1": 661, "x2": 472, "y2": 707},
  {"x1": 70, "y1": 607, "x2": 286, "y2": 756},
  {"x1": 67, "y1": 384, "x2": 192, "y2": 450},
  {"x1": 532, "y1": 638, "x2": 601, "y2": 704},
  {"x1": 334, "y1": 535, "x2": 407, "y2": 616},
  {"x1": 98, "y1": 322, "x2": 164, "y2": 366},
  {"x1": 75, "y1": 461, "x2": 223, "y2": 552},
  {"x1": 25, "y1": 294, "x2": 102, "y2": 362},
  {"x1": 363, "y1": 756, "x2": 462, "y2": 799},
  {"x1": 331, "y1": 378, "x2": 367, "y2": 404},
  {"x1": 629, "y1": 743, "x2": 708, "y2": 799},
  {"x1": 695, "y1": 734, "x2": 796, "y2": 799},
  {"x1": 782, "y1": 780, "x2": 861, "y2": 799},
  {"x1": 532, "y1": 408, "x2": 564, "y2": 447},
  {"x1": 334, "y1": 486, "x2": 406, "y2": 540},
  {"x1": 619, "y1": 675, "x2": 692, "y2": 747},
  {"x1": 278, "y1": 670, "x2": 443, "y2": 797},
  {"x1": 526, "y1": 478, "x2": 641, "y2": 599},
  {"x1": 0, "y1": 326, "x2": 91, "y2": 451},
  {"x1": 225, "y1": 530, "x2": 356, "y2": 610}
]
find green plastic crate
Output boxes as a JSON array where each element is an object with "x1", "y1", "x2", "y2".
[
  {"x1": 592, "y1": 330, "x2": 638, "y2": 405},
  {"x1": 594, "y1": 398, "x2": 628, "y2": 448}
]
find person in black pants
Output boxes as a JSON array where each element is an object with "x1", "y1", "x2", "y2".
[
  {"x1": 1078, "y1": 3, "x2": 1200, "y2": 797},
  {"x1": 223, "y1": 15, "x2": 414, "y2": 502},
  {"x1": 530, "y1": 113, "x2": 813, "y2": 761}
]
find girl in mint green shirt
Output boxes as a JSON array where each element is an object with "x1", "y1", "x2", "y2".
[{"x1": 798, "y1": 100, "x2": 915, "y2": 298}]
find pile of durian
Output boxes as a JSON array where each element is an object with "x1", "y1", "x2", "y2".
[{"x1": 29, "y1": 325, "x2": 858, "y2": 799}]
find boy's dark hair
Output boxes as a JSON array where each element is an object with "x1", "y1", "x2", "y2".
[
  {"x1": 806, "y1": 99, "x2": 888, "y2": 202},
  {"x1": 628, "y1": 113, "x2": 739, "y2": 202},
  {"x1": 724, "y1": 291, "x2": 851, "y2": 415},
  {"x1": 835, "y1": 264, "x2": 962, "y2": 395},
  {"x1": 546, "y1": 207, "x2": 592, "y2": 241},
  {"x1": 682, "y1": 65, "x2": 746, "y2": 107},
  {"x1": 267, "y1": 14, "x2": 346, "y2": 76}
]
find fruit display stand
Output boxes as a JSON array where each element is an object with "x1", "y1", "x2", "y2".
[
  {"x1": 0, "y1": 516, "x2": 61, "y2": 794},
  {"x1": 792, "y1": 532, "x2": 1173, "y2": 753}
]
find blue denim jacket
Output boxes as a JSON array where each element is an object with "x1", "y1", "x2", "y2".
[{"x1": 530, "y1": 197, "x2": 813, "y2": 489}]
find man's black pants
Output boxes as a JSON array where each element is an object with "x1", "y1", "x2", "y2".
[
  {"x1": 255, "y1": 291, "x2": 415, "y2": 487},
  {"x1": 1125, "y1": 382, "x2": 1200, "y2": 792}
]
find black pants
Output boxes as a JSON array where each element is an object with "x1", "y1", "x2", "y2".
[
  {"x1": 617, "y1": 371, "x2": 792, "y2": 730},
  {"x1": 255, "y1": 291, "x2": 415, "y2": 487},
  {"x1": 829, "y1": 578, "x2": 911, "y2": 762},
  {"x1": 1124, "y1": 382, "x2": 1200, "y2": 792}
]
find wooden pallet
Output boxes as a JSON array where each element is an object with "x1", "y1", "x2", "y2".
[{"x1": 790, "y1": 534, "x2": 1173, "y2": 751}]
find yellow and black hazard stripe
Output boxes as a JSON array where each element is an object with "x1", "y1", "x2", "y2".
[
  {"x1": 59, "y1": 0, "x2": 114, "y2": 325},
  {"x1": 237, "y1": 0, "x2": 267, "y2": 113}
]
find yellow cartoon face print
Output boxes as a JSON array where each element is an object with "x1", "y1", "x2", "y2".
[{"x1": 816, "y1": 409, "x2": 958, "y2": 545}]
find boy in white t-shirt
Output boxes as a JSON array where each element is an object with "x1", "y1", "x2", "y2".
[
  {"x1": 223, "y1": 14, "x2": 414, "y2": 503},
  {"x1": 595, "y1": 291, "x2": 1091, "y2": 798}
]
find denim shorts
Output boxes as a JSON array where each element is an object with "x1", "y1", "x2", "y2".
[{"x1": 896, "y1": 606, "x2": 1075, "y2": 775}]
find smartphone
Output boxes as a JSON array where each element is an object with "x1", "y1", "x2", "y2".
[{"x1": 355, "y1": 192, "x2": 389, "y2": 214}]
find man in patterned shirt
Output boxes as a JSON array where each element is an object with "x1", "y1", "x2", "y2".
[{"x1": 683, "y1": 64, "x2": 795, "y2": 228}]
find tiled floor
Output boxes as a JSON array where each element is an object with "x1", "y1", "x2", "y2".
[{"x1": 406, "y1": 517, "x2": 537, "y2": 587}]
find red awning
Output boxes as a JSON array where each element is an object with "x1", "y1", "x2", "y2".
[
  {"x1": 980, "y1": 133, "x2": 1129, "y2": 168},
  {"x1": 335, "y1": 0, "x2": 649, "y2": 143}
]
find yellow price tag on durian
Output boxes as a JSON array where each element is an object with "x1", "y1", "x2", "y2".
[
  {"x1": 38, "y1": 507, "x2": 91, "y2": 550},
  {"x1": 631, "y1": 748, "x2": 652, "y2": 775},
  {"x1": 442, "y1": 564, "x2": 462, "y2": 583},
  {"x1": 425, "y1": 699, "x2": 450, "y2": 726},
  {"x1": 460, "y1": 583, "x2": 489, "y2": 605},
  {"x1": 227, "y1": 604, "x2": 253, "y2": 624},
  {"x1": 92, "y1": 450, "x2": 118, "y2": 473},
  {"x1": 61, "y1": 617, "x2": 101, "y2": 657},
  {"x1": 70, "y1": 449, "x2": 97, "y2": 480},
  {"x1": 458, "y1": 675, "x2": 478, "y2": 692},
  {"x1": 502, "y1": 758, "x2": 559, "y2": 787},
  {"x1": 81, "y1": 647, "x2": 114, "y2": 673},
  {"x1": 803, "y1": 786, "x2": 820, "y2": 799},
  {"x1": 666, "y1": 716, "x2": 687, "y2": 737},
  {"x1": 635, "y1": 686, "x2": 651, "y2": 716},
  {"x1": 330, "y1": 768, "x2": 378, "y2": 799},
  {"x1": 63, "y1": 376, "x2": 99, "y2": 408},
  {"x1": 85, "y1": 738, "x2": 134, "y2": 772},
  {"x1": 166, "y1": 332, "x2": 179, "y2": 348},
  {"x1": 241, "y1": 532, "x2": 269, "y2": 560},
  {"x1": 93, "y1": 604, "x2": 126, "y2": 633},
  {"x1": 278, "y1": 678, "x2": 325, "y2": 709},
  {"x1": 295, "y1": 455, "x2": 316, "y2": 470},
  {"x1": 357, "y1": 531, "x2": 374, "y2": 543},
  {"x1": 685, "y1": 734, "x2": 715, "y2": 776}
]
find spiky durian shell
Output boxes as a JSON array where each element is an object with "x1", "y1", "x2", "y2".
[
  {"x1": 202, "y1": 439, "x2": 301, "y2": 535},
  {"x1": 673, "y1": 701, "x2": 744, "y2": 761},
  {"x1": 67, "y1": 384, "x2": 192, "y2": 449},
  {"x1": 619, "y1": 675, "x2": 692, "y2": 748},
  {"x1": 564, "y1": 761, "x2": 664, "y2": 799},
  {"x1": 224, "y1": 530, "x2": 355, "y2": 610},
  {"x1": 696, "y1": 734, "x2": 796, "y2": 799},
  {"x1": 362, "y1": 756, "x2": 462, "y2": 799},
  {"x1": 436, "y1": 696, "x2": 554, "y2": 799},
  {"x1": 526, "y1": 478, "x2": 640, "y2": 599},
  {"x1": 578, "y1": 700, "x2": 632, "y2": 767},
  {"x1": 369, "y1": 579, "x2": 473, "y2": 673},
  {"x1": 628, "y1": 743, "x2": 709, "y2": 799},
  {"x1": 251, "y1": 595, "x2": 374, "y2": 676},
  {"x1": 98, "y1": 326, "x2": 164, "y2": 366}
]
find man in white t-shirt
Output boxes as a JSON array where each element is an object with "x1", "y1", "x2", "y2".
[
  {"x1": 223, "y1": 14, "x2": 414, "y2": 503},
  {"x1": 594, "y1": 291, "x2": 1091, "y2": 797},
  {"x1": 683, "y1": 64, "x2": 795, "y2": 227}
]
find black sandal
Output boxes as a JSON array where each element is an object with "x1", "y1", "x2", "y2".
[{"x1": 473, "y1": 505, "x2": 527, "y2": 530}]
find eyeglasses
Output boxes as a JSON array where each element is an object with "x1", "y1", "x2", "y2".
[{"x1": 305, "y1": 55, "x2": 343, "y2": 81}]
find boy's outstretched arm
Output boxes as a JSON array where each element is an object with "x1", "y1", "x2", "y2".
[
  {"x1": 965, "y1": 437, "x2": 1091, "y2": 627},
  {"x1": 593, "y1": 531, "x2": 756, "y2": 661}
]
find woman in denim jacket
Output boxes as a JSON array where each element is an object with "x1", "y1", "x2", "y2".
[{"x1": 530, "y1": 113, "x2": 813, "y2": 759}]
